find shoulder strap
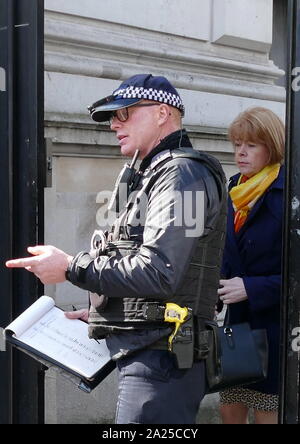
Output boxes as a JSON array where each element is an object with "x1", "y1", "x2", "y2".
[
  {"x1": 171, "y1": 148, "x2": 227, "y2": 200},
  {"x1": 146, "y1": 147, "x2": 226, "y2": 201}
]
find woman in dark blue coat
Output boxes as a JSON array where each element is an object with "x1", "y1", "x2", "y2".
[{"x1": 218, "y1": 107, "x2": 285, "y2": 424}]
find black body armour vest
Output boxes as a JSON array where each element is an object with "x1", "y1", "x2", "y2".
[{"x1": 88, "y1": 148, "x2": 227, "y2": 339}]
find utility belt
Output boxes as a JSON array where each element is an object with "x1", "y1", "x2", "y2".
[{"x1": 142, "y1": 302, "x2": 211, "y2": 370}]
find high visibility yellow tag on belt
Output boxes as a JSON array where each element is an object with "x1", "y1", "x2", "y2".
[{"x1": 164, "y1": 303, "x2": 188, "y2": 352}]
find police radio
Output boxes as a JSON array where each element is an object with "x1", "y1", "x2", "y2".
[{"x1": 108, "y1": 149, "x2": 140, "y2": 214}]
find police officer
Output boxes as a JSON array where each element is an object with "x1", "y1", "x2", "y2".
[{"x1": 6, "y1": 74, "x2": 226, "y2": 424}]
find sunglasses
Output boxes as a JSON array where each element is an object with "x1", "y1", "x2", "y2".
[{"x1": 109, "y1": 103, "x2": 160, "y2": 123}]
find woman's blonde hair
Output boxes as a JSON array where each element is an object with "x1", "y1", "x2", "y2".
[{"x1": 228, "y1": 107, "x2": 285, "y2": 164}]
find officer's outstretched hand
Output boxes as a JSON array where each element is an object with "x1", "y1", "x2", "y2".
[{"x1": 5, "y1": 245, "x2": 73, "y2": 285}]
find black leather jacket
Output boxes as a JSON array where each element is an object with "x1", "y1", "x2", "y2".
[{"x1": 67, "y1": 130, "x2": 227, "y2": 342}]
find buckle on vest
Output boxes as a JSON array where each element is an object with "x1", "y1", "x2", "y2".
[{"x1": 90, "y1": 230, "x2": 107, "y2": 253}]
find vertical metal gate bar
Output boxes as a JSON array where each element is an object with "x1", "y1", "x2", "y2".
[
  {"x1": 0, "y1": 0, "x2": 45, "y2": 424},
  {"x1": 279, "y1": 0, "x2": 300, "y2": 424},
  {"x1": 11, "y1": 0, "x2": 45, "y2": 424},
  {"x1": 0, "y1": 0, "x2": 13, "y2": 424}
]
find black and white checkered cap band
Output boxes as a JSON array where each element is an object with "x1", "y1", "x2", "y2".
[{"x1": 114, "y1": 86, "x2": 184, "y2": 114}]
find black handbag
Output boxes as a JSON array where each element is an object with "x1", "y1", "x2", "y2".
[{"x1": 204, "y1": 322, "x2": 268, "y2": 393}]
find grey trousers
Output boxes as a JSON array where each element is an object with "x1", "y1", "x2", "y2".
[{"x1": 115, "y1": 349, "x2": 206, "y2": 424}]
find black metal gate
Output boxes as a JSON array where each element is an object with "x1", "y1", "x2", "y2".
[
  {"x1": 0, "y1": 0, "x2": 44, "y2": 424},
  {"x1": 279, "y1": 0, "x2": 300, "y2": 424}
]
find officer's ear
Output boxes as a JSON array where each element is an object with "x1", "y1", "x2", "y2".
[{"x1": 157, "y1": 103, "x2": 171, "y2": 126}]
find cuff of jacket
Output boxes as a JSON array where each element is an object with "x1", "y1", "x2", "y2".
[{"x1": 66, "y1": 251, "x2": 95, "y2": 287}]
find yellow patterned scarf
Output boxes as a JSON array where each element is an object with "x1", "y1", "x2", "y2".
[{"x1": 230, "y1": 163, "x2": 281, "y2": 233}]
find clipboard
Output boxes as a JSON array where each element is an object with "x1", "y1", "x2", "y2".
[{"x1": 3, "y1": 296, "x2": 116, "y2": 393}]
